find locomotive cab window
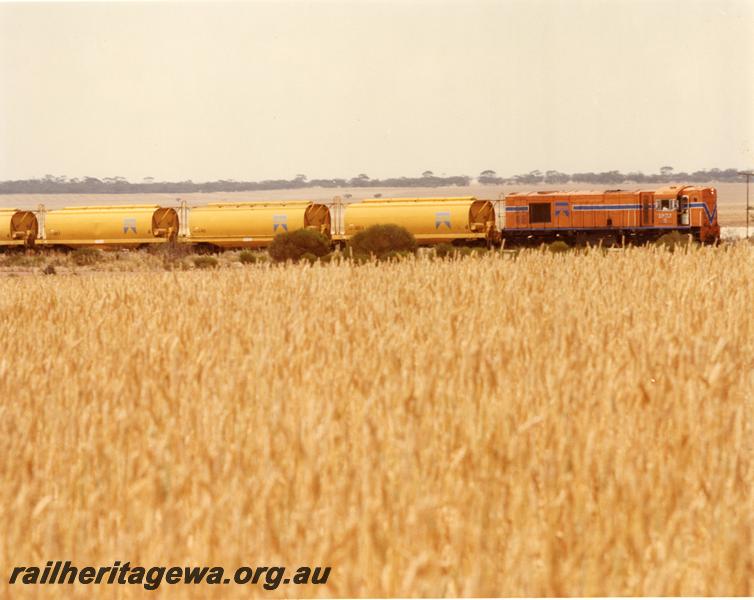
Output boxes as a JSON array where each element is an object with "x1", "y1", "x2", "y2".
[
  {"x1": 656, "y1": 199, "x2": 674, "y2": 210},
  {"x1": 529, "y1": 202, "x2": 551, "y2": 223}
]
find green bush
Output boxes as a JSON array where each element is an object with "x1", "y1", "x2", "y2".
[
  {"x1": 349, "y1": 253, "x2": 371, "y2": 265},
  {"x1": 72, "y1": 247, "x2": 102, "y2": 266},
  {"x1": 382, "y1": 250, "x2": 413, "y2": 262},
  {"x1": 149, "y1": 242, "x2": 191, "y2": 260},
  {"x1": 192, "y1": 255, "x2": 219, "y2": 269},
  {"x1": 238, "y1": 250, "x2": 258, "y2": 264},
  {"x1": 268, "y1": 229, "x2": 331, "y2": 263},
  {"x1": 456, "y1": 246, "x2": 488, "y2": 258},
  {"x1": 348, "y1": 224, "x2": 417, "y2": 259},
  {"x1": 547, "y1": 241, "x2": 571, "y2": 253},
  {"x1": 1, "y1": 253, "x2": 44, "y2": 267},
  {"x1": 655, "y1": 231, "x2": 696, "y2": 251},
  {"x1": 434, "y1": 243, "x2": 455, "y2": 259}
]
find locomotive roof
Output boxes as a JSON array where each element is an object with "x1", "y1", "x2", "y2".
[{"x1": 506, "y1": 189, "x2": 640, "y2": 197}]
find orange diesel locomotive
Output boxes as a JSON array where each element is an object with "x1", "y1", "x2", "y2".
[{"x1": 502, "y1": 185, "x2": 719, "y2": 245}]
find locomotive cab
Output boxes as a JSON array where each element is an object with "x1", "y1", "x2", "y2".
[
  {"x1": 653, "y1": 186, "x2": 719, "y2": 242},
  {"x1": 653, "y1": 191, "x2": 680, "y2": 227}
]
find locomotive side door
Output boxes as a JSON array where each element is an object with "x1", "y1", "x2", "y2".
[
  {"x1": 640, "y1": 192, "x2": 653, "y2": 227},
  {"x1": 678, "y1": 194, "x2": 690, "y2": 226}
]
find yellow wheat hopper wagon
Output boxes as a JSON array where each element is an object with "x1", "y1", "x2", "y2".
[
  {"x1": 39, "y1": 205, "x2": 178, "y2": 248},
  {"x1": 342, "y1": 197, "x2": 497, "y2": 244},
  {"x1": 182, "y1": 201, "x2": 331, "y2": 248},
  {"x1": 0, "y1": 209, "x2": 38, "y2": 247}
]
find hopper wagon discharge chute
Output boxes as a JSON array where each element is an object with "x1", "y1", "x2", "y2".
[
  {"x1": 37, "y1": 205, "x2": 179, "y2": 249},
  {"x1": 339, "y1": 197, "x2": 497, "y2": 245},
  {"x1": 178, "y1": 201, "x2": 332, "y2": 248},
  {"x1": 0, "y1": 209, "x2": 38, "y2": 248}
]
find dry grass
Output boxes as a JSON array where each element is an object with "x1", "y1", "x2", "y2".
[
  {"x1": 0, "y1": 247, "x2": 270, "y2": 275},
  {"x1": 0, "y1": 245, "x2": 752, "y2": 597}
]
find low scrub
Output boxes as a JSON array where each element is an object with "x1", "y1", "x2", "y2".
[
  {"x1": 655, "y1": 231, "x2": 697, "y2": 251},
  {"x1": 348, "y1": 224, "x2": 417, "y2": 259},
  {"x1": 71, "y1": 247, "x2": 102, "y2": 266},
  {"x1": 268, "y1": 229, "x2": 331, "y2": 263},
  {"x1": 547, "y1": 241, "x2": 571, "y2": 253},
  {"x1": 149, "y1": 242, "x2": 192, "y2": 261},
  {"x1": 0, "y1": 253, "x2": 45, "y2": 268},
  {"x1": 434, "y1": 243, "x2": 456, "y2": 259},
  {"x1": 300, "y1": 252, "x2": 320, "y2": 264},
  {"x1": 238, "y1": 250, "x2": 259, "y2": 264},
  {"x1": 192, "y1": 255, "x2": 219, "y2": 269},
  {"x1": 457, "y1": 246, "x2": 488, "y2": 258}
]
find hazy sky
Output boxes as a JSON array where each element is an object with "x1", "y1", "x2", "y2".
[{"x1": 0, "y1": 0, "x2": 752, "y2": 182}]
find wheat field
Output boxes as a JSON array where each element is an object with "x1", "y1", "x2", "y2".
[{"x1": 0, "y1": 245, "x2": 752, "y2": 597}]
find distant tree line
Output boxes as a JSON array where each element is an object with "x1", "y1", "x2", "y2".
[
  {"x1": 477, "y1": 166, "x2": 746, "y2": 185},
  {"x1": 0, "y1": 167, "x2": 746, "y2": 194}
]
